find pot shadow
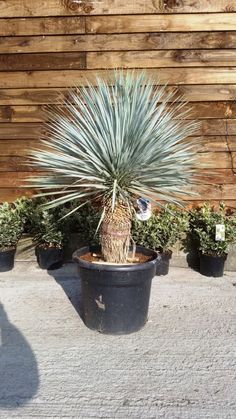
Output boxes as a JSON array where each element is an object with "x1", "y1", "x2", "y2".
[
  {"x1": 0, "y1": 302, "x2": 39, "y2": 409},
  {"x1": 47, "y1": 263, "x2": 83, "y2": 318}
]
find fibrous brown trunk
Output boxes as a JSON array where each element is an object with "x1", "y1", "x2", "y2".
[{"x1": 101, "y1": 204, "x2": 131, "y2": 263}]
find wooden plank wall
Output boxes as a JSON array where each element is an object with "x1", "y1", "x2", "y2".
[{"x1": 0, "y1": 0, "x2": 236, "y2": 206}]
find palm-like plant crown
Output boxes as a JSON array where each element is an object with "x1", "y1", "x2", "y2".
[{"x1": 29, "y1": 71, "x2": 199, "y2": 213}]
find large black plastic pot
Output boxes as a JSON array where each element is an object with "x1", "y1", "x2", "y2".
[
  {"x1": 199, "y1": 253, "x2": 227, "y2": 277},
  {"x1": 156, "y1": 250, "x2": 172, "y2": 276},
  {"x1": 36, "y1": 246, "x2": 64, "y2": 270},
  {"x1": 73, "y1": 246, "x2": 158, "y2": 335},
  {"x1": 0, "y1": 248, "x2": 16, "y2": 272}
]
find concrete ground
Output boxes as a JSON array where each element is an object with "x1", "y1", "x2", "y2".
[{"x1": 0, "y1": 263, "x2": 235, "y2": 419}]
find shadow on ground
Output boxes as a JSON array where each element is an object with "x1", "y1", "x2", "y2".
[
  {"x1": 48, "y1": 263, "x2": 83, "y2": 319},
  {"x1": 0, "y1": 303, "x2": 39, "y2": 409}
]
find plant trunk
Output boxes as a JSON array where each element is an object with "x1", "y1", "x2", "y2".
[{"x1": 101, "y1": 204, "x2": 131, "y2": 263}]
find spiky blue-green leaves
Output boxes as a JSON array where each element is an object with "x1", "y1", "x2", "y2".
[{"x1": 28, "y1": 71, "x2": 200, "y2": 212}]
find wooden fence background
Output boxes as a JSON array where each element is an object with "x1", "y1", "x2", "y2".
[{"x1": 0, "y1": 0, "x2": 236, "y2": 206}]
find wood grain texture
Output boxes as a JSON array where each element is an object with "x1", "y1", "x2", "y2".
[
  {"x1": 0, "y1": 1, "x2": 235, "y2": 17},
  {"x1": 1, "y1": 68, "x2": 236, "y2": 89},
  {"x1": 0, "y1": 52, "x2": 86, "y2": 71},
  {"x1": 87, "y1": 50, "x2": 236, "y2": 69},
  {"x1": 174, "y1": 85, "x2": 236, "y2": 102},
  {"x1": 87, "y1": 14, "x2": 236, "y2": 34},
  {"x1": 0, "y1": 17, "x2": 85, "y2": 36},
  {"x1": 1, "y1": 14, "x2": 235, "y2": 36},
  {"x1": 198, "y1": 152, "x2": 235, "y2": 169},
  {"x1": 0, "y1": 106, "x2": 44, "y2": 122},
  {"x1": 162, "y1": 0, "x2": 236, "y2": 14},
  {"x1": 0, "y1": 140, "x2": 39, "y2": 155},
  {"x1": 0, "y1": 89, "x2": 62, "y2": 105},
  {"x1": 187, "y1": 184, "x2": 236, "y2": 200},
  {"x1": 199, "y1": 119, "x2": 236, "y2": 136},
  {"x1": 184, "y1": 103, "x2": 236, "y2": 119},
  {"x1": 0, "y1": 123, "x2": 42, "y2": 139},
  {"x1": 189, "y1": 136, "x2": 236, "y2": 152},
  {"x1": 199, "y1": 169, "x2": 236, "y2": 184},
  {"x1": 2, "y1": 32, "x2": 236, "y2": 54}
]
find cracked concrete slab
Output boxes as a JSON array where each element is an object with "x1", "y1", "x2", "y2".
[{"x1": 0, "y1": 263, "x2": 235, "y2": 418}]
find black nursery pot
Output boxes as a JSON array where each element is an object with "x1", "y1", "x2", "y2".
[
  {"x1": 0, "y1": 248, "x2": 16, "y2": 272},
  {"x1": 156, "y1": 250, "x2": 172, "y2": 276},
  {"x1": 36, "y1": 246, "x2": 64, "y2": 270},
  {"x1": 199, "y1": 253, "x2": 227, "y2": 277},
  {"x1": 73, "y1": 246, "x2": 158, "y2": 335}
]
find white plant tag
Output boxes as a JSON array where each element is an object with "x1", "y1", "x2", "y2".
[
  {"x1": 136, "y1": 198, "x2": 152, "y2": 221},
  {"x1": 215, "y1": 224, "x2": 225, "y2": 241}
]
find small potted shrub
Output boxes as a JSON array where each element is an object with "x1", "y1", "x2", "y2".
[
  {"x1": 132, "y1": 205, "x2": 189, "y2": 275},
  {"x1": 0, "y1": 202, "x2": 23, "y2": 272},
  {"x1": 28, "y1": 71, "x2": 199, "y2": 334},
  {"x1": 189, "y1": 202, "x2": 236, "y2": 277},
  {"x1": 29, "y1": 201, "x2": 64, "y2": 270}
]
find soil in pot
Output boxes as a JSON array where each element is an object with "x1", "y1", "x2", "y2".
[
  {"x1": 200, "y1": 253, "x2": 227, "y2": 277},
  {"x1": 80, "y1": 250, "x2": 152, "y2": 264},
  {"x1": 0, "y1": 247, "x2": 16, "y2": 272},
  {"x1": 73, "y1": 246, "x2": 158, "y2": 335},
  {"x1": 156, "y1": 250, "x2": 172, "y2": 276},
  {"x1": 36, "y1": 246, "x2": 64, "y2": 270}
]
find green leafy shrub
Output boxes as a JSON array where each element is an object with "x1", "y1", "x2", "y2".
[
  {"x1": 132, "y1": 204, "x2": 189, "y2": 252},
  {"x1": 0, "y1": 202, "x2": 23, "y2": 250},
  {"x1": 59, "y1": 201, "x2": 101, "y2": 246},
  {"x1": 14, "y1": 196, "x2": 35, "y2": 233},
  {"x1": 18, "y1": 198, "x2": 64, "y2": 249},
  {"x1": 30, "y1": 209, "x2": 64, "y2": 249},
  {"x1": 15, "y1": 197, "x2": 101, "y2": 247},
  {"x1": 189, "y1": 202, "x2": 236, "y2": 257}
]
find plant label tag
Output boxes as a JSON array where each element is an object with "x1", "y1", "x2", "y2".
[
  {"x1": 215, "y1": 224, "x2": 225, "y2": 241},
  {"x1": 136, "y1": 198, "x2": 152, "y2": 221}
]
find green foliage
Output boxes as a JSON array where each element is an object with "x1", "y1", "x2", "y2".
[
  {"x1": 189, "y1": 202, "x2": 236, "y2": 257},
  {"x1": 30, "y1": 209, "x2": 64, "y2": 249},
  {"x1": 15, "y1": 197, "x2": 101, "y2": 247},
  {"x1": 14, "y1": 196, "x2": 35, "y2": 233},
  {"x1": 29, "y1": 70, "x2": 199, "y2": 213},
  {"x1": 0, "y1": 202, "x2": 23, "y2": 250},
  {"x1": 59, "y1": 201, "x2": 101, "y2": 246},
  {"x1": 132, "y1": 205, "x2": 189, "y2": 252},
  {"x1": 19, "y1": 198, "x2": 64, "y2": 248}
]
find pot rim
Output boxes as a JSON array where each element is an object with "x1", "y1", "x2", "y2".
[
  {"x1": 73, "y1": 245, "x2": 158, "y2": 272},
  {"x1": 200, "y1": 252, "x2": 227, "y2": 259}
]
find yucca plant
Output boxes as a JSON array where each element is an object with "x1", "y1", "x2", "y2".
[{"x1": 28, "y1": 71, "x2": 199, "y2": 263}]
